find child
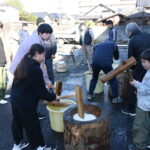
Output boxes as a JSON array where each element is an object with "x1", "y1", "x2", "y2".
[
  {"x1": 11, "y1": 44, "x2": 60, "y2": 150},
  {"x1": 128, "y1": 49, "x2": 150, "y2": 150}
]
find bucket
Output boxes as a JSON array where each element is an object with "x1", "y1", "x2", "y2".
[
  {"x1": 56, "y1": 61, "x2": 67, "y2": 72},
  {"x1": 85, "y1": 71, "x2": 104, "y2": 94},
  {"x1": 47, "y1": 99, "x2": 76, "y2": 132}
]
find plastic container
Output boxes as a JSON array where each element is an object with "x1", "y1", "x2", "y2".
[
  {"x1": 47, "y1": 99, "x2": 76, "y2": 132},
  {"x1": 56, "y1": 61, "x2": 67, "y2": 72},
  {"x1": 85, "y1": 71, "x2": 104, "y2": 94}
]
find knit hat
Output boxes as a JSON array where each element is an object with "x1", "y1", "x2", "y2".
[{"x1": 36, "y1": 17, "x2": 45, "y2": 26}]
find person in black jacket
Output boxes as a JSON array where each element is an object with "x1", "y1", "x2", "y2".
[
  {"x1": 11, "y1": 44, "x2": 60, "y2": 150},
  {"x1": 88, "y1": 38, "x2": 123, "y2": 103},
  {"x1": 121, "y1": 22, "x2": 150, "y2": 116},
  {"x1": 79, "y1": 23, "x2": 94, "y2": 69},
  {"x1": 0, "y1": 21, "x2": 7, "y2": 104}
]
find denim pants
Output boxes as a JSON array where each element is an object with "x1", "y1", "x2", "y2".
[{"x1": 89, "y1": 63, "x2": 118, "y2": 98}]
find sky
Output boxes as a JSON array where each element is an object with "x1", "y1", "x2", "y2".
[{"x1": 20, "y1": 0, "x2": 80, "y2": 14}]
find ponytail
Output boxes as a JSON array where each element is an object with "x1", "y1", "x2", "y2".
[{"x1": 14, "y1": 53, "x2": 30, "y2": 83}]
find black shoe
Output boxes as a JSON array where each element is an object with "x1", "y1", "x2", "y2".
[
  {"x1": 38, "y1": 112, "x2": 46, "y2": 120},
  {"x1": 121, "y1": 108, "x2": 136, "y2": 117}
]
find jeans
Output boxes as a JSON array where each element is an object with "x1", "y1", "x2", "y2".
[
  {"x1": 45, "y1": 58, "x2": 54, "y2": 85},
  {"x1": 89, "y1": 63, "x2": 118, "y2": 98}
]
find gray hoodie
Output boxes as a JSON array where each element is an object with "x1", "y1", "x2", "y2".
[{"x1": 134, "y1": 69, "x2": 150, "y2": 111}]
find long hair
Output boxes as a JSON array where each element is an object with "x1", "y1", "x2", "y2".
[{"x1": 14, "y1": 43, "x2": 45, "y2": 83}]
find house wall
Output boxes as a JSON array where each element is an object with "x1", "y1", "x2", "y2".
[{"x1": 0, "y1": 5, "x2": 19, "y2": 22}]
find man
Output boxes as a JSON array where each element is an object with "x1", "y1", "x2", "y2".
[
  {"x1": 0, "y1": 21, "x2": 7, "y2": 104},
  {"x1": 79, "y1": 23, "x2": 94, "y2": 69},
  {"x1": 121, "y1": 22, "x2": 150, "y2": 116},
  {"x1": 9, "y1": 24, "x2": 54, "y2": 119},
  {"x1": 18, "y1": 23, "x2": 29, "y2": 44},
  {"x1": 88, "y1": 38, "x2": 123, "y2": 103},
  {"x1": 34, "y1": 17, "x2": 57, "y2": 86},
  {"x1": 106, "y1": 20, "x2": 117, "y2": 43}
]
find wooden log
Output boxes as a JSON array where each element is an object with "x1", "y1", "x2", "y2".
[
  {"x1": 76, "y1": 86, "x2": 84, "y2": 118},
  {"x1": 101, "y1": 57, "x2": 136, "y2": 83},
  {"x1": 55, "y1": 80, "x2": 62, "y2": 96},
  {"x1": 64, "y1": 103, "x2": 110, "y2": 150}
]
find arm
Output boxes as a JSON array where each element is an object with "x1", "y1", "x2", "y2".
[
  {"x1": 51, "y1": 33, "x2": 57, "y2": 55},
  {"x1": 128, "y1": 39, "x2": 135, "y2": 58},
  {"x1": 112, "y1": 28, "x2": 117, "y2": 42},
  {"x1": 89, "y1": 28, "x2": 94, "y2": 45},
  {"x1": 30, "y1": 68, "x2": 56, "y2": 102},
  {"x1": 134, "y1": 80, "x2": 150, "y2": 96},
  {"x1": 113, "y1": 45, "x2": 119, "y2": 60}
]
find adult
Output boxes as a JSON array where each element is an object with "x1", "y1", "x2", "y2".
[
  {"x1": 79, "y1": 23, "x2": 94, "y2": 69},
  {"x1": 18, "y1": 23, "x2": 29, "y2": 44},
  {"x1": 88, "y1": 38, "x2": 123, "y2": 103},
  {"x1": 121, "y1": 22, "x2": 150, "y2": 116},
  {"x1": 9, "y1": 24, "x2": 54, "y2": 120},
  {"x1": 106, "y1": 20, "x2": 117, "y2": 43},
  {"x1": 33, "y1": 17, "x2": 57, "y2": 86},
  {"x1": 0, "y1": 21, "x2": 7, "y2": 104}
]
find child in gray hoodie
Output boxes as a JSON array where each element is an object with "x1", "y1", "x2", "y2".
[{"x1": 128, "y1": 49, "x2": 150, "y2": 150}]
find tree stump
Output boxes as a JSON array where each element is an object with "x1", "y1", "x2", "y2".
[
  {"x1": 64, "y1": 103, "x2": 110, "y2": 150},
  {"x1": 108, "y1": 71, "x2": 131, "y2": 99}
]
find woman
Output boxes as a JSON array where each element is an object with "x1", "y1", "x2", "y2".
[{"x1": 11, "y1": 43, "x2": 59, "y2": 150}]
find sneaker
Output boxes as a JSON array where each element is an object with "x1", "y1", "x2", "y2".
[
  {"x1": 4, "y1": 94, "x2": 10, "y2": 99},
  {"x1": 12, "y1": 142, "x2": 29, "y2": 150},
  {"x1": 38, "y1": 112, "x2": 46, "y2": 120},
  {"x1": 112, "y1": 97, "x2": 123, "y2": 103},
  {"x1": 0, "y1": 99, "x2": 8, "y2": 104},
  {"x1": 37, "y1": 146, "x2": 56, "y2": 150},
  {"x1": 121, "y1": 108, "x2": 136, "y2": 117},
  {"x1": 147, "y1": 145, "x2": 150, "y2": 149},
  {"x1": 128, "y1": 144, "x2": 142, "y2": 150},
  {"x1": 87, "y1": 94, "x2": 95, "y2": 100}
]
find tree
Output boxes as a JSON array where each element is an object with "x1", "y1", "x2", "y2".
[{"x1": 5, "y1": 0, "x2": 37, "y2": 22}]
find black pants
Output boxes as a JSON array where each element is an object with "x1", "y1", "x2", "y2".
[
  {"x1": 89, "y1": 63, "x2": 118, "y2": 98},
  {"x1": 45, "y1": 58, "x2": 54, "y2": 85},
  {"x1": 12, "y1": 107, "x2": 45, "y2": 149},
  {"x1": 125, "y1": 67, "x2": 146, "y2": 112}
]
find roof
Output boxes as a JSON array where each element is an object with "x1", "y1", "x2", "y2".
[
  {"x1": 136, "y1": 0, "x2": 150, "y2": 7},
  {"x1": 127, "y1": 11, "x2": 150, "y2": 18},
  {"x1": 31, "y1": 12, "x2": 52, "y2": 20},
  {"x1": 96, "y1": 13, "x2": 124, "y2": 22}
]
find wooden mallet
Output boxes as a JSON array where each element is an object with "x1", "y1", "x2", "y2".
[
  {"x1": 101, "y1": 57, "x2": 136, "y2": 83},
  {"x1": 76, "y1": 86, "x2": 84, "y2": 118}
]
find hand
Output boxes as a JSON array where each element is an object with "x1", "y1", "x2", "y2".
[
  {"x1": 51, "y1": 55, "x2": 55, "y2": 59},
  {"x1": 51, "y1": 100, "x2": 61, "y2": 105},
  {"x1": 130, "y1": 79, "x2": 136, "y2": 86},
  {"x1": 47, "y1": 82, "x2": 54, "y2": 89}
]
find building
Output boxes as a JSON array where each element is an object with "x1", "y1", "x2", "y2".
[{"x1": 0, "y1": 4, "x2": 19, "y2": 22}]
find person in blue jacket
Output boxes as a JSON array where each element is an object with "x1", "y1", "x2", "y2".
[
  {"x1": 11, "y1": 44, "x2": 60, "y2": 150},
  {"x1": 88, "y1": 38, "x2": 123, "y2": 103}
]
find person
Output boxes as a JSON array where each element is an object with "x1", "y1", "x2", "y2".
[
  {"x1": 33, "y1": 17, "x2": 57, "y2": 86},
  {"x1": 106, "y1": 20, "x2": 117, "y2": 43},
  {"x1": 128, "y1": 49, "x2": 150, "y2": 150},
  {"x1": 9, "y1": 23, "x2": 54, "y2": 120},
  {"x1": 88, "y1": 38, "x2": 123, "y2": 103},
  {"x1": 11, "y1": 44, "x2": 60, "y2": 150},
  {"x1": 79, "y1": 23, "x2": 94, "y2": 69},
  {"x1": 121, "y1": 22, "x2": 150, "y2": 116},
  {"x1": 0, "y1": 21, "x2": 8, "y2": 104},
  {"x1": 18, "y1": 23, "x2": 29, "y2": 44}
]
